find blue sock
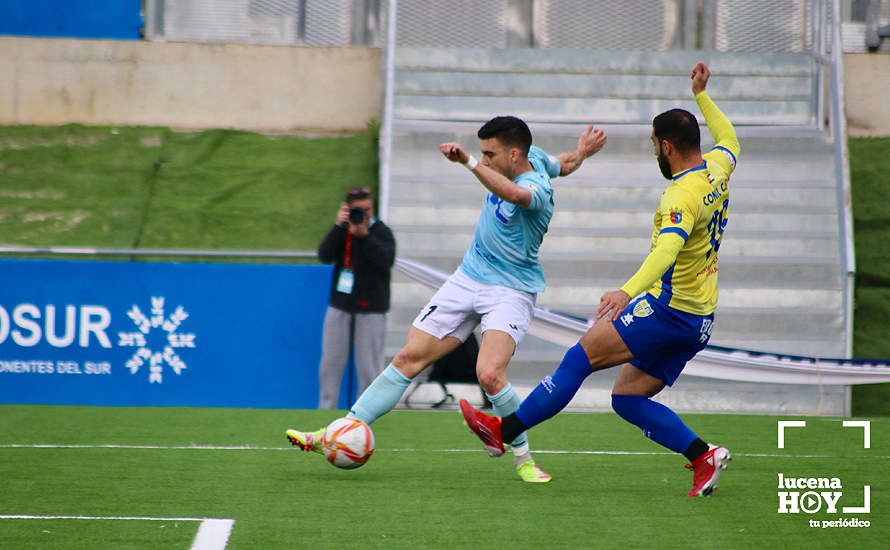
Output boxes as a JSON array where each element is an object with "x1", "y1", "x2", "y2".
[
  {"x1": 514, "y1": 344, "x2": 591, "y2": 430},
  {"x1": 611, "y1": 394, "x2": 698, "y2": 454},
  {"x1": 487, "y1": 384, "x2": 528, "y2": 450},
  {"x1": 347, "y1": 364, "x2": 411, "y2": 424}
]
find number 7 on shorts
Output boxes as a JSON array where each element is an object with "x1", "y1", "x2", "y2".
[{"x1": 420, "y1": 305, "x2": 437, "y2": 322}]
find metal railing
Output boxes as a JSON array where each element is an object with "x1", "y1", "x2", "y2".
[
  {"x1": 830, "y1": 0, "x2": 857, "y2": 357},
  {"x1": 377, "y1": 0, "x2": 397, "y2": 222},
  {"x1": 389, "y1": 0, "x2": 844, "y2": 52},
  {"x1": 143, "y1": 0, "x2": 881, "y2": 51},
  {"x1": 144, "y1": 0, "x2": 384, "y2": 46}
]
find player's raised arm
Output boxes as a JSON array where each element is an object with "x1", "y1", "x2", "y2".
[
  {"x1": 439, "y1": 141, "x2": 533, "y2": 208},
  {"x1": 691, "y1": 62, "x2": 740, "y2": 163},
  {"x1": 557, "y1": 125, "x2": 607, "y2": 177}
]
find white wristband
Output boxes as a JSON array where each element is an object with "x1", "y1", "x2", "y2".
[{"x1": 463, "y1": 154, "x2": 479, "y2": 171}]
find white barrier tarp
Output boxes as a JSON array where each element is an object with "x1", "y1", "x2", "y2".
[{"x1": 396, "y1": 258, "x2": 890, "y2": 386}]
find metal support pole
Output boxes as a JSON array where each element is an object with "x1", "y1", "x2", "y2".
[
  {"x1": 143, "y1": 0, "x2": 165, "y2": 40},
  {"x1": 506, "y1": 0, "x2": 534, "y2": 48},
  {"x1": 700, "y1": 0, "x2": 716, "y2": 50},
  {"x1": 378, "y1": 0, "x2": 397, "y2": 222},
  {"x1": 682, "y1": 0, "x2": 699, "y2": 49},
  {"x1": 351, "y1": 0, "x2": 382, "y2": 45},
  {"x1": 865, "y1": 0, "x2": 889, "y2": 50}
]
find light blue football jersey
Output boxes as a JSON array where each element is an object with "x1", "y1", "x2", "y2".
[{"x1": 459, "y1": 145, "x2": 559, "y2": 294}]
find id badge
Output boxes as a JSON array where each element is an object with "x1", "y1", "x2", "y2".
[{"x1": 336, "y1": 269, "x2": 354, "y2": 294}]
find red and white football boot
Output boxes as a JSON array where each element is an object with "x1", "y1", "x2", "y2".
[
  {"x1": 686, "y1": 444, "x2": 732, "y2": 497},
  {"x1": 459, "y1": 399, "x2": 505, "y2": 457}
]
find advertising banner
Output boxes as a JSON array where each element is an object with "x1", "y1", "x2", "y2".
[
  {"x1": 0, "y1": 258, "x2": 331, "y2": 408},
  {"x1": 0, "y1": 1, "x2": 143, "y2": 40}
]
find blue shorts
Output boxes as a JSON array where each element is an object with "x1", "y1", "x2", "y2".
[{"x1": 611, "y1": 294, "x2": 714, "y2": 386}]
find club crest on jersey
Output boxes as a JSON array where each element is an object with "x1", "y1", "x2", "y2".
[
  {"x1": 669, "y1": 209, "x2": 683, "y2": 224},
  {"x1": 633, "y1": 299, "x2": 654, "y2": 318}
]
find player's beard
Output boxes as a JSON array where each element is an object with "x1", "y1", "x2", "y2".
[{"x1": 657, "y1": 151, "x2": 673, "y2": 180}]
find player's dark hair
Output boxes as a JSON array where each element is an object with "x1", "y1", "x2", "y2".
[
  {"x1": 653, "y1": 109, "x2": 700, "y2": 155},
  {"x1": 477, "y1": 116, "x2": 532, "y2": 156}
]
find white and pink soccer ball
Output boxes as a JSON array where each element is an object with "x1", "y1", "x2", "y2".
[{"x1": 322, "y1": 417, "x2": 375, "y2": 469}]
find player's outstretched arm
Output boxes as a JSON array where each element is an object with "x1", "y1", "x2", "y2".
[
  {"x1": 557, "y1": 125, "x2": 607, "y2": 177},
  {"x1": 439, "y1": 141, "x2": 532, "y2": 207},
  {"x1": 691, "y1": 62, "x2": 740, "y2": 161}
]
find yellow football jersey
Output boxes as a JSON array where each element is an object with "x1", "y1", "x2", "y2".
[{"x1": 621, "y1": 91, "x2": 739, "y2": 315}]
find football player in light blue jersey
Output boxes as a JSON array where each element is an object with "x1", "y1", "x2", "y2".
[
  {"x1": 287, "y1": 116, "x2": 607, "y2": 483},
  {"x1": 459, "y1": 142, "x2": 556, "y2": 294}
]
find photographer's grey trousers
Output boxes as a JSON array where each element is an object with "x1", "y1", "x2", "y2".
[{"x1": 317, "y1": 306, "x2": 387, "y2": 409}]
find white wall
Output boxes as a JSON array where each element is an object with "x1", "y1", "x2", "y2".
[
  {"x1": 1, "y1": 37, "x2": 887, "y2": 136},
  {"x1": 0, "y1": 37, "x2": 381, "y2": 132},
  {"x1": 844, "y1": 53, "x2": 890, "y2": 137}
]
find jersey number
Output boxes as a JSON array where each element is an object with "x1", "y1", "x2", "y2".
[{"x1": 706, "y1": 198, "x2": 729, "y2": 260}]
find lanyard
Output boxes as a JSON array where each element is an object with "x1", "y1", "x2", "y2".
[{"x1": 344, "y1": 230, "x2": 352, "y2": 269}]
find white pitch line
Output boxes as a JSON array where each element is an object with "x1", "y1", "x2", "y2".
[
  {"x1": 0, "y1": 515, "x2": 235, "y2": 550},
  {"x1": 413, "y1": 448, "x2": 883, "y2": 459},
  {"x1": 0, "y1": 514, "x2": 206, "y2": 521},
  {"x1": 191, "y1": 518, "x2": 235, "y2": 550},
  {"x1": 0, "y1": 443, "x2": 286, "y2": 451},
  {"x1": 0, "y1": 443, "x2": 885, "y2": 459}
]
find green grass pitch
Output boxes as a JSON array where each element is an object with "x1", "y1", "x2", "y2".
[{"x1": 0, "y1": 405, "x2": 886, "y2": 549}]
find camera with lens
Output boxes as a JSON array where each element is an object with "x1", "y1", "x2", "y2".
[{"x1": 348, "y1": 207, "x2": 367, "y2": 224}]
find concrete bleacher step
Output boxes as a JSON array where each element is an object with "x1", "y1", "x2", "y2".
[
  {"x1": 390, "y1": 279, "x2": 842, "y2": 313},
  {"x1": 394, "y1": 96, "x2": 814, "y2": 125},
  {"x1": 395, "y1": 47, "x2": 817, "y2": 74},
  {"x1": 392, "y1": 119, "x2": 833, "y2": 152},
  {"x1": 389, "y1": 179, "x2": 840, "y2": 209},
  {"x1": 395, "y1": 47, "x2": 815, "y2": 74},
  {"x1": 389, "y1": 206, "x2": 838, "y2": 234},
  {"x1": 385, "y1": 303, "x2": 845, "y2": 361},
  {"x1": 393, "y1": 229, "x2": 838, "y2": 260},
  {"x1": 390, "y1": 131, "x2": 836, "y2": 180},
  {"x1": 396, "y1": 72, "x2": 812, "y2": 101},
  {"x1": 394, "y1": 253, "x2": 843, "y2": 290},
  {"x1": 394, "y1": 48, "x2": 819, "y2": 126}
]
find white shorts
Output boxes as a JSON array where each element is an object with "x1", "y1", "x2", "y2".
[{"x1": 411, "y1": 269, "x2": 536, "y2": 345}]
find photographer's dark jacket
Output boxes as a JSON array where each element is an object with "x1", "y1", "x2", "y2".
[{"x1": 317, "y1": 220, "x2": 396, "y2": 313}]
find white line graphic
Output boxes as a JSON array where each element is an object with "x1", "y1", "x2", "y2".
[
  {"x1": 842, "y1": 420, "x2": 871, "y2": 449},
  {"x1": 0, "y1": 514, "x2": 234, "y2": 550},
  {"x1": 777, "y1": 420, "x2": 807, "y2": 449}
]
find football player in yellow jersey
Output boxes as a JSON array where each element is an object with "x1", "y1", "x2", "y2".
[{"x1": 460, "y1": 62, "x2": 740, "y2": 498}]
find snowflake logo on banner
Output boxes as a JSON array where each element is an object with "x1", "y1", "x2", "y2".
[{"x1": 117, "y1": 296, "x2": 196, "y2": 384}]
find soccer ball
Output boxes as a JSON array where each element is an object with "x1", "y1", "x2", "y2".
[{"x1": 322, "y1": 417, "x2": 375, "y2": 469}]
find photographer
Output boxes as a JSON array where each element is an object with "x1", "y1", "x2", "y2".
[{"x1": 316, "y1": 187, "x2": 396, "y2": 409}]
